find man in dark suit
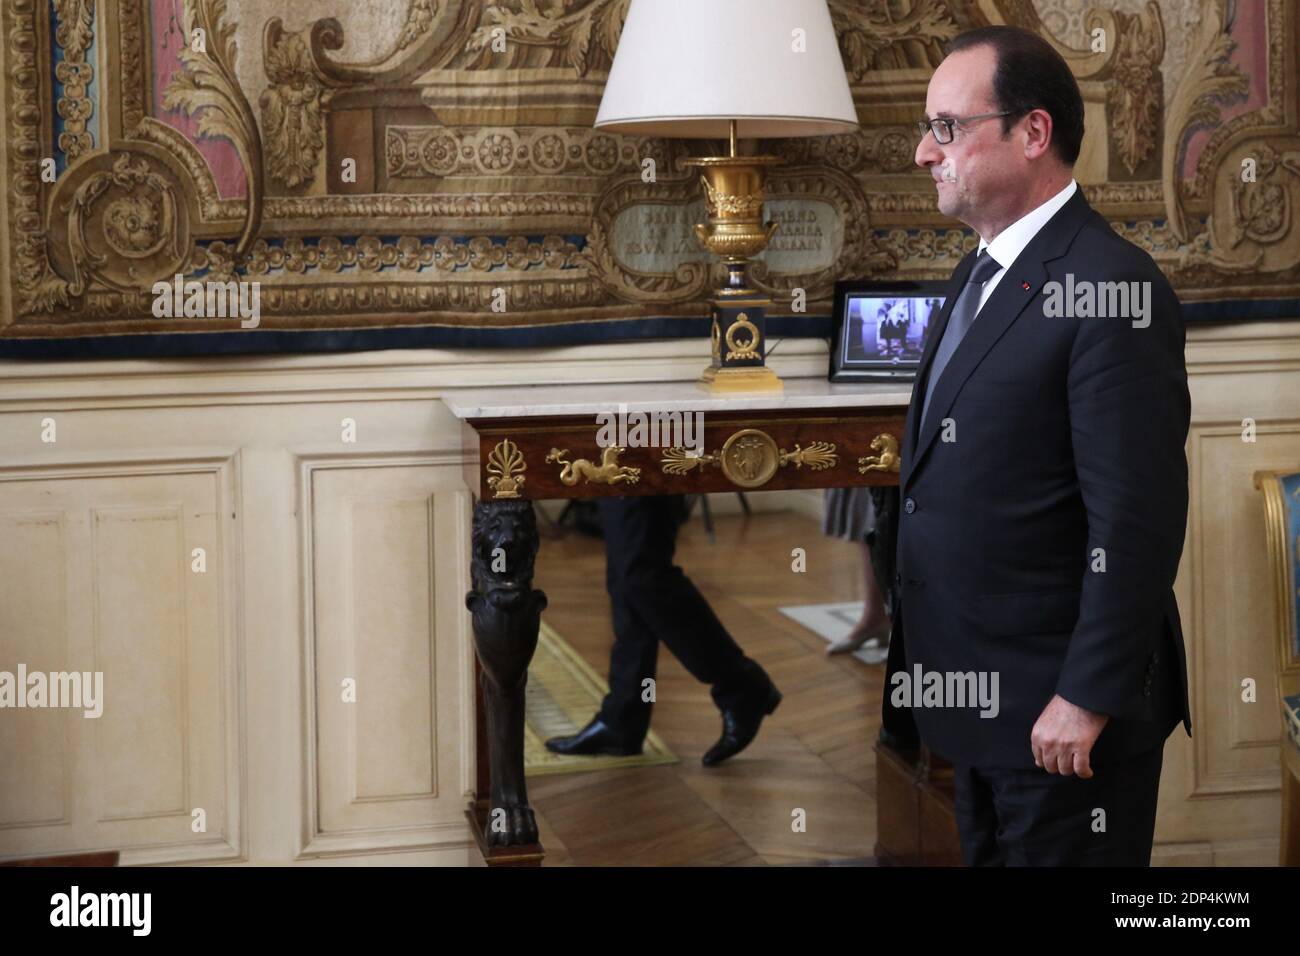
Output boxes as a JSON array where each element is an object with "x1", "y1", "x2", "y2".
[
  {"x1": 882, "y1": 26, "x2": 1192, "y2": 866},
  {"x1": 546, "y1": 495, "x2": 781, "y2": 766}
]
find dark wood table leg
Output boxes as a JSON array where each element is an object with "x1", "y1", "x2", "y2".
[{"x1": 464, "y1": 497, "x2": 546, "y2": 865}]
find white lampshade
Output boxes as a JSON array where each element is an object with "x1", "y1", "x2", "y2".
[{"x1": 594, "y1": 0, "x2": 858, "y2": 139}]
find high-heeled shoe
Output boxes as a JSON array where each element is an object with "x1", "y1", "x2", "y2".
[{"x1": 827, "y1": 620, "x2": 891, "y2": 655}]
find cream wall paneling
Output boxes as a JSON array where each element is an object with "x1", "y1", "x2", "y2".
[
  {"x1": 0, "y1": 456, "x2": 241, "y2": 865},
  {"x1": 298, "y1": 453, "x2": 475, "y2": 858},
  {"x1": 0, "y1": 320, "x2": 1297, "y2": 865},
  {"x1": 1152, "y1": 321, "x2": 1300, "y2": 866}
]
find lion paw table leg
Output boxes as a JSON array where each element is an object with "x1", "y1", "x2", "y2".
[{"x1": 465, "y1": 497, "x2": 546, "y2": 864}]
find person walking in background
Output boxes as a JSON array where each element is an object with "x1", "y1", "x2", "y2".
[
  {"x1": 822, "y1": 487, "x2": 895, "y2": 654},
  {"x1": 546, "y1": 494, "x2": 782, "y2": 767}
]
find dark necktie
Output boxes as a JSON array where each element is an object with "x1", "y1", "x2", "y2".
[{"x1": 919, "y1": 249, "x2": 1003, "y2": 430}]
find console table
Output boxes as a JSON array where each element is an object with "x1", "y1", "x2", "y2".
[{"x1": 445, "y1": 378, "x2": 919, "y2": 865}]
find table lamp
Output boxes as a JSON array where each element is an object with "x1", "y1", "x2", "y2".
[{"x1": 594, "y1": 0, "x2": 859, "y2": 393}]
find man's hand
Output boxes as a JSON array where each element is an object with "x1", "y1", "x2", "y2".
[{"x1": 1030, "y1": 694, "x2": 1109, "y2": 777}]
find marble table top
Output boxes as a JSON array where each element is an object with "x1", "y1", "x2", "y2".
[{"x1": 443, "y1": 377, "x2": 914, "y2": 420}]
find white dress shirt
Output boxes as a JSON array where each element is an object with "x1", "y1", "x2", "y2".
[{"x1": 974, "y1": 179, "x2": 1078, "y2": 313}]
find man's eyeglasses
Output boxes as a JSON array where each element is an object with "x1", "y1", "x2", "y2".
[{"x1": 915, "y1": 111, "x2": 1019, "y2": 145}]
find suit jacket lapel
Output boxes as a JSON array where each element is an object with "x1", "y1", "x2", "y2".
[
  {"x1": 902, "y1": 251, "x2": 976, "y2": 476},
  {"x1": 904, "y1": 251, "x2": 977, "y2": 452},
  {"x1": 903, "y1": 188, "x2": 1095, "y2": 492}
]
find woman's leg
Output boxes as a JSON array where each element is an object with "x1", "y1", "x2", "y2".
[{"x1": 827, "y1": 539, "x2": 891, "y2": 654}]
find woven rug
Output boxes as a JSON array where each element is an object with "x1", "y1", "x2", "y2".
[
  {"x1": 524, "y1": 619, "x2": 678, "y2": 776},
  {"x1": 778, "y1": 602, "x2": 890, "y2": 665}
]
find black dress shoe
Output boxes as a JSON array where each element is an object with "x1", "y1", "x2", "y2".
[
  {"x1": 701, "y1": 684, "x2": 782, "y2": 767},
  {"x1": 545, "y1": 717, "x2": 642, "y2": 757}
]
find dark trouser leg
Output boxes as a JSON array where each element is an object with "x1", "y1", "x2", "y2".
[
  {"x1": 955, "y1": 746, "x2": 1166, "y2": 866},
  {"x1": 880, "y1": 600, "x2": 920, "y2": 749},
  {"x1": 596, "y1": 495, "x2": 771, "y2": 720},
  {"x1": 868, "y1": 486, "x2": 899, "y2": 619},
  {"x1": 952, "y1": 763, "x2": 1006, "y2": 866},
  {"x1": 595, "y1": 566, "x2": 659, "y2": 743}
]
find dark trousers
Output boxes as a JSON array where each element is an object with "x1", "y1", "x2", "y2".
[
  {"x1": 952, "y1": 745, "x2": 1165, "y2": 866},
  {"x1": 595, "y1": 495, "x2": 769, "y2": 742}
]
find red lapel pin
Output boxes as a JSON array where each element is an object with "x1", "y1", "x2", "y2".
[{"x1": 1022, "y1": 280, "x2": 1031, "y2": 290}]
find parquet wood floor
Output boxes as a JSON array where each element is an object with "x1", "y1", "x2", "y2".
[{"x1": 528, "y1": 504, "x2": 885, "y2": 866}]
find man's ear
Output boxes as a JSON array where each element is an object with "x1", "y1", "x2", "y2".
[{"x1": 1023, "y1": 108, "x2": 1055, "y2": 161}]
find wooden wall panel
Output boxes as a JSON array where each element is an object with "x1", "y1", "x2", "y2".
[
  {"x1": 0, "y1": 512, "x2": 71, "y2": 828},
  {"x1": 301, "y1": 458, "x2": 474, "y2": 857},
  {"x1": 0, "y1": 465, "x2": 238, "y2": 863},
  {"x1": 1191, "y1": 427, "x2": 1300, "y2": 796}
]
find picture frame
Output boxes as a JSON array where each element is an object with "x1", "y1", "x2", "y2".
[{"x1": 828, "y1": 279, "x2": 950, "y2": 383}]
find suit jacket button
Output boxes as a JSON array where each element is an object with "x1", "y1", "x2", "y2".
[{"x1": 904, "y1": 497, "x2": 916, "y2": 514}]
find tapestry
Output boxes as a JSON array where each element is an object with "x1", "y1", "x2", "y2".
[{"x1": 2, "y1": 0, "x2": 1298, "y2": 357}]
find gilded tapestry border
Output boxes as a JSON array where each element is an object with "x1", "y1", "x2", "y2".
[{"x1": 3, "y1": 0, "x2": 1298, "y2": 354}]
